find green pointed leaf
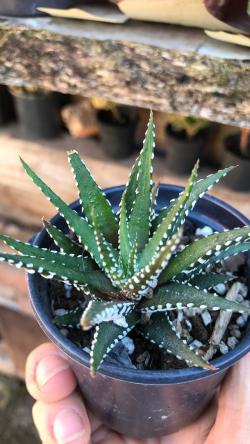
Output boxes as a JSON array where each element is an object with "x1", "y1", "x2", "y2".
[
  {"x1": 0, "y1": 252, "x2": 117, "y2": 294},
  {"x1": 185, "y1": 272, "x2": 235, "y2": 290},
  {"x1": 124, "y1": 156, "x2": 140, "y2": 217},
  {"x1": 124, "y1": 229, "x2": 182, "y2": 296},
  {"x1": 81, "y1": 300, "x2": 134, "y2": 329},
  {"x1": 127, "y1": 238, "x2": 138, "y2": 276},
  {"x1": 153, "y1": 166, "x2": 235, "y2": 229},
  {"x1": 43, "y1": 219, "x2": 83, "y2": 255},
  {"x1": 68, "y1": 150, "x2": 118, "y2": 244},
  {"x1": 54, "y1": 307, "x2": 83, "y2": 328},
  {"x1": 91, "y1": 209, "x2": 122, "y2": 286},
  {"x1": 160, "y1": 226, "x2": 250, "y2": 284},
  {"x1": 137, "y1": 313, "x2": 215, "y2": 370},
  {"x1": 139, "y1": 161, "x2": 199, "y2": 269},
  {"x1": 90, "y1": 312, "x2": 139, "y2": 375},
  {"x1": 20, "y1": 158, "x2": 102, "y2": 267},
  {"x1": 128, "y1": 111, "x2": 155, "y2": 251},
  {"x1": 119, "y1": 193, "x2": 131, "y2": 273},
  {"x1": 0, "y1": 234, "x2": 95, "y2": 272},
  {"x1": 174, "y1": 242, "x2": 250, "y2": 283},
  {"x1": 139, "y1": 283, "x2": 250, "y2": 314}
]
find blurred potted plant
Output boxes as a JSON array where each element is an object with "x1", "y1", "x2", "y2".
[
  {"x1": 0, "y1": 0, "x2": 80, "y2": 17},
  {"x1": 165, "y1": 114, "x2": 209, "y2": 174},
  {"x1": 10, "y1": 86, "x2": 63, "y2": 139},
  {"x1": 221, "y1": 127, "x2": 250, "y2": 191},
  {"x1": 92, "y1": 97, "x2": 137, "y2": 159}
]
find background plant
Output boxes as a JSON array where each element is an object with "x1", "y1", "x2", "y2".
[
  {"x1": 167, "y1": 113, "x2": 209, "y2": 138},
  {"x1": 0, "y1": 112, "x2": 250, "y2": 375}
]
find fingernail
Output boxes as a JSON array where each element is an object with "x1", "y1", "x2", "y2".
[
  {"x1": 36, "y1": 354, "x2": 69, "y2": 387},
  {"x1": 53, "y1": 409, "x2": 86, "y2": 444}
]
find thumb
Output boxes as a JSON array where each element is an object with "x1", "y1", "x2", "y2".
[{"x1": 206, "y1": 352, "x2": 250, "y2": 444}]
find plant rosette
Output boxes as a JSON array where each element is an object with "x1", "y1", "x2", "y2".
[{"x1": 1, "y1": 113, "x2": 250, "y2": 438}]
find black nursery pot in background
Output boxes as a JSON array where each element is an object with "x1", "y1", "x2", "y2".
[
  {"x1": 0, "y1": 0, "x2": 80, "y2": 17},
  {"x1": 0, "y1": 86, "x2": 15, "y2": 126},
  {"x1": 165, "y1": 124, "x2": 207, "y2": 175},
  {"x1": 13, "y1": 91, "x2": 62, "y2": 139},
  {"x1": 221, "y1": 134, "x2": 250, "y2": 191},
  {"x1": 28, "y1": 185, "x2": 250, "y2": 438},
  {"x1": 97, "y1": 110, "x2": 136, "y2": 159}
]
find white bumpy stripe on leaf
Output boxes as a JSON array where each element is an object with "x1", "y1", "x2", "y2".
[
  {"x1": 81, "y1": 300, "x2": 134, "y2": 329},
  {"x1": 123, "y1": 229, "x2": 182, "y2": 296}
]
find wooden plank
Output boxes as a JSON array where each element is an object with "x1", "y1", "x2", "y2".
[{"x1": 0, "y1": 18, "x2": 249, "y2": 126}]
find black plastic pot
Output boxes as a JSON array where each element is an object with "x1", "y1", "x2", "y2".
[
  {"x1": 0, "y1": 86, "x2": 15, "y2": 126},
  {"x1": 0, "y1": 1, "x2": 80, "y2": 17},
  {"x1": 28, "y1": 185, "x2": 250, "y2": 438},
  {"x1": 221, "y1": 134, "x2": 250, "y2": 191},
  {"x1": 13, "y1": 92, "x2": 62, "y2": 139},
  {"x1": 97, "y1": 110, "x2": 136, "y2": 159},
  {"x1": 165, "y1": 124, "x2": 207, "y2": 175}
]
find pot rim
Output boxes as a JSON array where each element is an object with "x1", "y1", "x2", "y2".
[{"x1": 28, "y1": 184, "x2": 250, "y2": 385}]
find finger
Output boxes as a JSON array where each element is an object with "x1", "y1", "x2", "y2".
[
  {"x1": 26, "y1": 342, "x2": 77, "y2": 403},
  {"x1": 206, "y1": 352, "x2": 250, "y2": 444},
  {"x1": 32, "y1": 392, "x2": 91, "y2": 444}
]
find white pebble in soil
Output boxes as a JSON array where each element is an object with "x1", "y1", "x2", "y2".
[
  {"x1": 213, "y1": 283, "x2": 227, "y2": 296},
  {"x1": 190, "y1": 340, "x2": 203, "y2": 350},
  {"x1": 229, "y1": 327, "x2": 242, "y2": 339},
  {"x1": 227, "y1": 336, "x2": 239, "y2": 350},
  {"x1": 185, "y1": 319, "x2": 193, "y2": 331},
  {"x1": 121, "y1": 337, "x2": 135, "y2": 355},
  {"x1": 53, "y1": 308, "x2": 69, "y2": 316},
  {"x1": 236, "y1": 315, "x2": 248, "y2": 328},
  {"x1": 235, "y1": 293, "x2": 244, "y2": 303},
  {"x1": 195, "y1": 226, "x2": 214, "y2": 237},
  {"x1": 201, "y1": 310, "x2": 212, "y2": 326},
  {"x1": 238, "y1": 282, "x2": 248, "y2": 298},
  {"x1": 219, "y1": 342, "x2": 229, "y2": 355}
]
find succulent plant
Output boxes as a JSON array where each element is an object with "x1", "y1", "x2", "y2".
[
  {"x1": 1, "y1": 112, "x2": 250, "y2": 376},
  {"x1": 167, "y1": 114, "x2": 208, "y2": 138}
]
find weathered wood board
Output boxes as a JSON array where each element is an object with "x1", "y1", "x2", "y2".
[{"x1": 0, "y1": 18, "x2": 249, "y2": 126}]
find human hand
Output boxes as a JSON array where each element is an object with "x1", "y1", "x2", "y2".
[{"x1": 26, "y1": 342, "x2": 250, "y2": 444}]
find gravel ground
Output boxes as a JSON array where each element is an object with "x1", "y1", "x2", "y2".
[{"x1": 0, "y1": 373, "x2": 40, "y2": 444}]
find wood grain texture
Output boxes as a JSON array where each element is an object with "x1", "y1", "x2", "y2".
[{"x1": 0, "y1": 18, "x2": 249, "y2": 126}]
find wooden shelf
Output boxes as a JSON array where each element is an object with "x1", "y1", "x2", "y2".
[{"x1": 0, "y1": 17, "x2": 249, "y2": 126}]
